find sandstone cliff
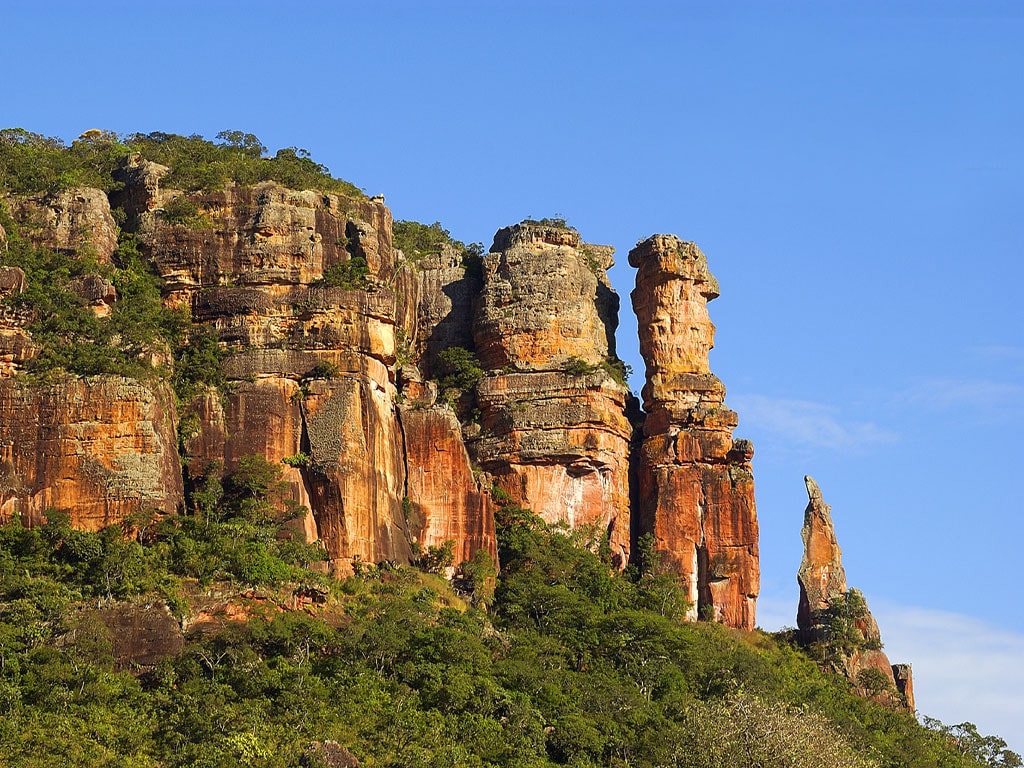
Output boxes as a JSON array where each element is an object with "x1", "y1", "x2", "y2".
[
  {"x1": 0, "y1": 153, "x2": 765, "y2": 628},
  {"x1": 796, "y1": 476, "x2": 914, "y2": 709},
  {"x1": 124, "y1": 167, "x2": 411, "y2": 575},
  {"x1": 630, "y1": 235, "x2": 759, "y2": 630}
]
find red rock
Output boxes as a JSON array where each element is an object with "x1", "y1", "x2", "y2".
[
  {"x1": 400, "y1": 403, "x2": 497, "y2": 568},
  {"x1": 0, "y1": 376, "x2": 183, "y2": 530},
  {"x1": 630, "y1": 235, "x2": 759, "y2": 629},
  {"x1": 796, "y1": 476, "x2": 912, "y2": 709}
]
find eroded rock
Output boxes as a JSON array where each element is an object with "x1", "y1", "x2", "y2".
[
  {"x1": 471, "y1": 222, "x2": 634, "y2": 565},
  {"x1": 630, "y1": 234, "x2": 759, "y2": 629},
  {"x1": 796, "y1": 476, "x2": 913, "y2": 708}
]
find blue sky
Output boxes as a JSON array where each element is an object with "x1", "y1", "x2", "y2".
[{"x1": 4, "y1": 0, "x2": 1022, "y2": 749}]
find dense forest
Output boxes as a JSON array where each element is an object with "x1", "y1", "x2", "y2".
[{"x1": 0, "y1": 129, "x2": 1019, "y2": 767}]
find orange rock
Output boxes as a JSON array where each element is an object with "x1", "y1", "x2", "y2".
[
  {"x1": 630, "y1": 235, "x2": 759, "y2": 630},
  {"x1": 796, "y1": 476, "x2": 912, "y2": 709},
  {"x1": 0, "y1": 376, "x2": 183, "y2": 530},
  {"x1": 400, "y1": 404, "x2": 497, "y2": 568},
  {"x1": 472, "y1": 222, "x2": 635, "y2": 566}
]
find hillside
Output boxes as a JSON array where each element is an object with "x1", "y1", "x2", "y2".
[{"x1": 0, "y1": 128, "x2": 1018, "y2": 767}]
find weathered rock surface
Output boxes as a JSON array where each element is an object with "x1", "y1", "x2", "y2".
[
  {"x1": 631, "y1": 235, "x2": 759, "y2": 629},
  {"x1": 399, "y1": 394, "x2": 496, "y2": 567},
  {"x1": 89, "y1": 602, "x2": 185, "y2": 672},
  {"x1": 796, "y1": 476, "x2": 849, "y2": 644},
  {"x1": 796, "y1": 476, "x2": 913, "y2": 708},
  {"x1": 0, "y1": 376, "x2": 183, "y2": 529},
  {"x1": 136, "y1": 177, "x2": 411, "y2": 573},
  {"x1": 0, "y1": 162, "x2": 775, "y2": 631},
  {"x1": 0, "y1": 266, "x2": 33, "y2": 376},
  {"x1": 472, "y1": 222, "x2": 634, "y2": 565},
  {"x1": 7, "y1": 187, "x2": 118, "y2": 262},
  {"x1": 410, "y1": 242, "x2": 479, "y2": 379}
]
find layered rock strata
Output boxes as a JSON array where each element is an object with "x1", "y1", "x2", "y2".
[
  {"x1": 472, "y1": 222, "x2": 634, "y2": 565},
  {"x1": 0, "y1": 159, "x2": 767, "y2": 630},
  {"x1": 127, "y1": 170, "x2": 411, "y2": 574},
  {"x1": 797, "y1": 476, "x2": 913, "y2": 708},
  {"x1": 630, "y1": 235, "x2": 759, "y2": 629}
]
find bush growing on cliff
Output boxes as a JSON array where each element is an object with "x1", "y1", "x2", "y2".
[
  {"x1": 318, "y1": 255, "x2": 369, "y2": 289},
  {"x1": 435, "y1": 346, "x2": 483, "y2": 393},
  {"x1": 1, "y1": 127, "x2": 364, "y2": 197}
]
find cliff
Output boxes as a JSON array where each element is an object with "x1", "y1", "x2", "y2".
[{"x1": 0, "y1": 139, "x2": 759, "y2": 627}]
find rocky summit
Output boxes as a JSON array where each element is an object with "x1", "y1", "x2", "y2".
[{"x1": 0, "y1": 155, "x2": 764, "y2": 627}]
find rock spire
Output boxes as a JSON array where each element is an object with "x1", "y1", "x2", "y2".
[
  {"x1": 796, "y1": 476, "x2": 914, "y2": 709},
  {"x1": 630, "y1": 235, "x2": 759, "y2": 629}
]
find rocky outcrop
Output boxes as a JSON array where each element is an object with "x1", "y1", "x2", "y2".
[
  {"x1": 796, "y1": 476, "x2": 913, "y2": 708},
  {"x1": 471, "y1": 222, "x2": 634, "y2": 565},
  {"x1": 90, "y1": 602, "x2": 185, "y2": 672},
  {"x1": 6, "y1": 187, "x2": 118, "y2": 262},
  {"x1": 630, "y1": 235, "x2": 759, "y2": 629},
  {"x1": 0, "y1": 158, "x2": 770, "y2": 627},
  {"x1": 0, "y1": 376, "x2": 183, "y2": 529},
  {"x1": 140, "y1": 177, "x2": 412, "y2": 574}
]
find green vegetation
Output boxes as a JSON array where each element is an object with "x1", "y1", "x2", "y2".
[
  {"x1": 158, "y1": 195, "x2": 213, "y2": 229},
  {"x1": 522, "y1": 216, "x2": 571, "y2": 229},
  {"x1": 0, "y1": 209, "x2": 187, "y2": 380},
  {"x1": 392, "y1": 219, "x2": 485, "y2": 275},
  {"x1": 317, "y1": 255, "x2": 369, "y2": 289},
  {"x1": 1, "y1": 497, "x2": 1014, "y2": 767},
  {"x1": 561, "y1": 355, "x2": 632, "y2": 386},
  {"x1": 435, "y1": 346, "x2": 484, "y2": 394},
  {"x1": 0, "y1": 128, "x2": 364, "y2": 197}
]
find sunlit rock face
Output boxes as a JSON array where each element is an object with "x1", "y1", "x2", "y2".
[
  {"x1": 7, "y1": 186, "x2": 119, "y2": 263},
  {"x1": 0, "y1": 376, "x2": 183, "y2": 529},
  {"x1": 471, "y1": 222, "x2": 635, "y2": 566},
  {"x1": 132, "y1": 172, "x2": 411, "y2": 574},
  {"x1": 630, "y1": 234, "x2": 759, "y2": 630},
  {"x1": 796, "y1": 476, "x2": 913, "y2": 708}
]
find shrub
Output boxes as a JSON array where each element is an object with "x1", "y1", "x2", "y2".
[
  {"x1": 319, "y1": 255, "x2": 369, "y2": 289},
  {"x1": 435, "y1": 346, "x2": 483, "y2": 393}
]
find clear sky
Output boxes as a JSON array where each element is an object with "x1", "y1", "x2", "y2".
[{"x1": 4, "y1": 0, "x2": 1022, "y2": 750}]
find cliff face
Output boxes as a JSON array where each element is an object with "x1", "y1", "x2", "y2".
[
  {"x1": 796, "y1": 476, "x2": 913, "y2": 709},
  {"x1": 0, "y1": 158, "x2": 764, "y2": 628},
  {"x1": 126, "y1": 168, "x2": 411, "y2": 574},
  {"x1": 0, "y1": 376, "x2": 182, "y2": 530},
  {"x1": 630, "y1": 235, "x2": 759, "y2": 630},
  {"x1": 472, "y1": 223, "x2": 635, "y2": 566}
]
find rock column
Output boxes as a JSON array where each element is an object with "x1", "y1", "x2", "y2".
[
  {"x1": 472, "y1": 222, "x2": 635, "y2": 565},
  {"x1": 630, "y1": 235, "x2": 759, "y2": 629}
]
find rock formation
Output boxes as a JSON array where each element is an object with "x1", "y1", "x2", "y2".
[
  {"x1": 128, "y1": 172, "x2": 410, "y2": 574},
  {"x1": 0, "y1": 156, "x2": 766, "y2": 628},
  {"x1": 0, "y1": 376, "x2": 183, "y2": 530},
  {"x1": 796, "y1": 476, "x2": 913, "y2": 708},
  {"x1": 630, "y1": 235, "x2": 759, "y2": 629},
  {"x1": 472, "y1": 222, "x2": 635, "y2": 566},
  {"x1": 7, "y1": 186, "x2": 119, "y2": 262}
]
